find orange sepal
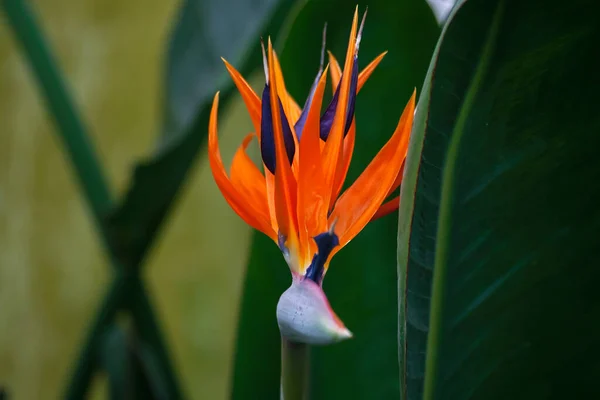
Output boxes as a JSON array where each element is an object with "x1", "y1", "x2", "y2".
[
  {"x1": 385, "y1": 159, "x2": 406, "y2": 198},
  {"x1": 357, "y1": 51, "x2": 387, "y2": 91},
  {"x1": 273, "y1": 51, "x2": 302, "y2": 127},
  {"x1": 268, "y1": 39, "x2": 302, "y2": 271},
  {"x1": 208, "y1": 93, "x2": 276, "y2": 240},
  {"x1": 222, "y1": 59, "x2": 261, "y2": 136},
  {"x1": 230, "y1": 133, "x2": 274, "y2": 229},
  {"x1": 368, "y1": 157, "x2": 406, "y2": 222},
  {"x1": 327, "y1": 51, "x2": 342, "y2": 93},
  {"x1": 297, "y1": 65, "x2": 330, "y2": 266},
  {"x1": 327, "y1": 51, "x2": 387, "y2": 93},
  {"x1": 370, "y1": 196, "x2": 399, "y2": 222},
  {"x1": 330, "y1": 119, "x2": 356, "y2": 210},
  {"x1": 329, "y1": 90, "x2": 416, "y2": 250},
  {"x1": 321, "y1": 8, "x2": 359, "y2": 213}
]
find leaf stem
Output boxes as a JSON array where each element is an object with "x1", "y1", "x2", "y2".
[{"x1": 281, "y1": 338, "x2": 309, "y2": 400}]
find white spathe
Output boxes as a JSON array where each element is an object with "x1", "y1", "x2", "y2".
[{"x1": 276, "y1": 279, "x2": 352, "y2": 345}]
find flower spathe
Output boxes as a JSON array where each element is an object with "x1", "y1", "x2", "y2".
[{"x1": 208, "y1": 7, "x2": 415, "y2": 344}]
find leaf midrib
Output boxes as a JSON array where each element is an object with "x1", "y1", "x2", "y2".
[{"x1": 422, "y1": 2, "x2": 506, "y2": 399}]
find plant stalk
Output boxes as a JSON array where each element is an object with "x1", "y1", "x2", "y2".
[{"x1": 281, "y1": 338, "x2": 309, "y2": 400}]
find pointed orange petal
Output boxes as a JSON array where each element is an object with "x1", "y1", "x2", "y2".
[
  {"x1": 330, "y1": 118, "x2": 356, "y2": 210},
  {"x1": 385, "y1": 159, "x2": 406, "y2": 198},
  {"x1": 327, "y1": 51, "x2": 342, "y2": 93},
  {"x1": 321, "y1": 8, "x2": 359, "y2": 216},
  {"x1": 329, "y1": 90, "x2": 416, "y2": 249},
  {"x1": 272, "y1": 51, "x2": 302, "y2": 173},
  {"x1": 208, "y1": 93, "x2": 276, "y2": 240},
  {"x1": 231, "y1": 133, "x2": 276, "y2": 230},
  {"x1": 264, "y1": 171, "x2": 278, "y2": 232},
  {"x1": 328, "y1": 51, "x2": 386, "y2": 93},
  {"x1": 327, "y1": 52, "x2": 390, "y2": 211},
  {"x1": 367, "y1": 159, "x2": 406, "y2": 223},
  {"x1": 222, "y1": 59, "x2": 261, "y2": 136},
  {"x1": 272, "y1": 51, "x2": 302, "y2": 126},
  {"x1": 357, "y1": 51, "x2": 387, "y2": 92},
  {"x1": 297, "y1": 65, "x2": 330, "y2": 265},
  {"x1": 268, "y1": 39, "x2": 302, "y2": 271},
  {"x1": 370, "y1": 196, "x2": 399, "y2": 222}
]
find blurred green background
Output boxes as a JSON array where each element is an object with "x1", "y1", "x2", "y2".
[{"x1": 0, "y1": 0, "x2": 258, "y2": 398}]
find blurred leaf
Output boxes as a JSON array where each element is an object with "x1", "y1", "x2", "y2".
[
  {"x1": 397, "y1": 0, "x2": 600, "y2": 399},
  {"x1": 100, "y1": 326, "x2": 131, "y2": 400},
  {"x1": 100, "y1": 324, "x2": 170, "y2": 400},
  {"x1": 231, "y1": 1, "x2": 439, "y2": 399},
  {"x1": 107, "y1": 0, "x2": 297, "y2": 267},
  {"x1": 132, "y1": 338, "x2": 170, "y2": 400}
]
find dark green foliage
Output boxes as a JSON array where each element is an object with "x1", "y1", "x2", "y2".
[{"x1": 398, "y1": 0, "x2": 600, "y2": 398}]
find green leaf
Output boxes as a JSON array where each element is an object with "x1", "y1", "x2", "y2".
[
  {"x1": 231, "y1": 1, "x2": 438, "y2": 399},
  {"x1": 100, "y1": 325, "x2": 131, "y2": 399},
  {"x1": 398, "y1": 0, "x2": 600, "y2": 398},
  {"x1": 106, "y1": 0, "x2": 297, "y2": 267}
]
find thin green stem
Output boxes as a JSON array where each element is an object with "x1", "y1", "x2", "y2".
[{"x1": 280, "y1": 338, "x2": 309, "y2": 400}]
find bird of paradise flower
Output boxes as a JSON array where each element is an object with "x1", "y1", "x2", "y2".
[{"x1": 208, "y1": 7, "x2": 415, "y2": 345}]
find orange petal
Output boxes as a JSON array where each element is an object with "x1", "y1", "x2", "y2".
[
  {"x1": 330, "y1": 118, "x2": 356, "y2": 210},
  {"x1": 329, "y1": 90, "x2": 416, "y2": 249},
  {"x1": 385, "y1": 159, "x2": 406, "y2": 198},
  {"x1": 208, "y1": 93, "x2": 276, "y2": 240},
  {"x1": 370, "y1": 196, "x2": 399, "y2": 222},
  {"x1": 321, "y1": 8, "x2": 359, "y2": 218},
  {"x1": 327, "y1": 51, "x2": 342, "y2": 93},
  {"x1": 357, "y1": 51, "x2": 387, "y2": 92},
  {"x1": 268, "y1": 39, "x2": 302, "y2": 271},
  {"x1": 328, "y1": 51, "x2": 387, "y2": 93},
  {"x1": 297, "y1": 65, "x2": 330, "y2": 266},
  {"x1": 272, "y1": 51, "x2": 302, "y2": 128},
  {"x1": 222, "y1": 59, "x2": 261, "y2": 137},
  {"x1": 231, "y1": 133, "x2": 275, "y2": 230},
  {"x1": 264, "y1": 171, "x2": 278, "y2": 232}
]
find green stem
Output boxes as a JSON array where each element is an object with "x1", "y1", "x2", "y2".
[{"x1": 280, "y1": 338, "x2": 309, "y2": 400}]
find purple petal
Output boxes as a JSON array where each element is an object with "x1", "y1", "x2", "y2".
[
  {"x1": 294, "y1": 24, "x2": 328, "y2": 140},
  {"x1": 304, "y1": 230, "x2": 339, "y2": 284},
  {"x1": 293, "y1": 70, "x2": 323, "y2": 140},
  {"x1": 260, "y1": 84, "x2": 296, "y2": 174},
  {"x1": 319, "y1": 56, "x2": 359, "y2": 141}
]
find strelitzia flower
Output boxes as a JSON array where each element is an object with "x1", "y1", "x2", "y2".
[{"x1": 208, "y1": 8, "x2": 415, "y2": 345}]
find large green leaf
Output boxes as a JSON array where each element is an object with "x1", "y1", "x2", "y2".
[
  {"x1": 106, "y1": 0, "x2": 296, "y2": 266},
  {"x1": 398, "y1": 0, "x2": 600, "y2": 399},
  {"x1": 231, "y1": 1, "x2": 439, "y2": 399}
]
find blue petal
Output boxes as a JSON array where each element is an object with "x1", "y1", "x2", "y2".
[
  {"x1": 295, "y1": 23, "x2": 328, "y2": 141},
  {"x1": 260, "y1": 84, "x2": 296, "y2": 174},
  {"x1": 304, "y1": 230, "x2": 340, "y2": 284},
  {"x1": 319, "y1": 56, "x2": 359, "y2": 141},
  {"x1": 294, "y1": 70, "x2": 323, "y2": 140}
]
